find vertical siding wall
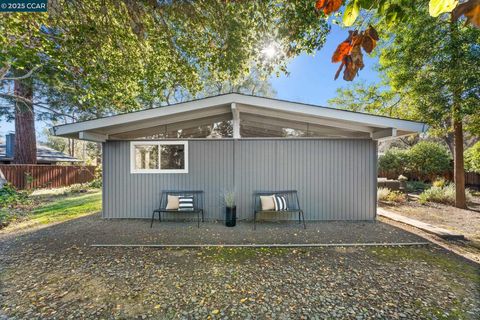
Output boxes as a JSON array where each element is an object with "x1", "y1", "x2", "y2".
[{"x1": 103, "y1": 139, "x2": 377, "y2": 220}]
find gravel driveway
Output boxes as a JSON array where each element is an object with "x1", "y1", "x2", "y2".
[{"x1": 1, "y1": 214, "x2": 479, "y2": 319}]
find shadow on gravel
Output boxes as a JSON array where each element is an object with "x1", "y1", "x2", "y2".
[{"x1": 0, "y1": 212, "x2": 430, "y2": 253}]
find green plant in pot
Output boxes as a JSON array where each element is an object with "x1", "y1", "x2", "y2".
[{"x1": 224, "y1": 191, "x2": 236, "y2": 227}]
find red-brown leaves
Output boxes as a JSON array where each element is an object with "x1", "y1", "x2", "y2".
[
  {"x1": 366, "y1": 25, "x2": 379, "y2": 41},
  {"x1": 332, "y1": 26, "x2": 379, "y2": 81},
  {"x1": 332, "y1": 41, "x2": 352, "y2": 63},
  {"x1": 315, "y1": 0, "x2": 326, "y2": 10},
  {"x1": 452, "y1": 0, "x2": 480, "y2": 28},
  {"x1": 315, "y1": 0, "x2": 343, "y2": 15},
  {"x1": 361, "y1": 35, "x2": 376, "y2": 53}
]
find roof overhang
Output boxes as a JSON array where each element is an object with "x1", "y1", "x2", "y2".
[{"x1": 52, "y1": 93, "x2": 427, "y2": 142}]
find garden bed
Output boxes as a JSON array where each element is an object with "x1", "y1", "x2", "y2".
[{"x1": 380, "y1": 197, "x2": 480, "y2": 244}]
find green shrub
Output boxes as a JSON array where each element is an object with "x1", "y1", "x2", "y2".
[
  {"x1": 377, "y1": 187, "x2": 406, "y2": 203},
  {"x1": 432, "y1": 178, "x2": 447, "y2": 188},
  {"x1": 0, "y1": 184, "x2": 30, "y2": 228},
  {"x1": 379, "y1": 142, "x2": 452, "y2": 182},
  {"x1": 88, "y1": 166, "x2": 102, "y2": 189},
  {"x1": 465, "y1": 142, "x2": 480, "y2": 174},
  {"x1": 378, "y1": 148, "x2": 410, "y2": 177},
  {"x1": 408, "y1": 141, "x2": 451, "y2": 181},
  {"x1": 419, "y1": 184, "x2": 473, "y2": 205},
  {"x1": 406, "y1": 181, "x2": 430, "y2": 192},
  {"x1": 66, "y1": 183, "x2": 89, "y2": 194},
  {"x1": 386, "y1": 190, "x2": 407, "y2": 203},
  {"x1": 0, "y1": 183, "x2": 29, "y2": 208}
]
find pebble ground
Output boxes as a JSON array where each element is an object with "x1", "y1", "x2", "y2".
[{"x1": 1, "y1": 214, "x2": 479, "y2": 319}]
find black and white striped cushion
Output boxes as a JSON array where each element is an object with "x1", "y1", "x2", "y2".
[
  {"x1": 178, "y1": 196, "x2": 194, "y2": 211},
  {"x1": 273, "y1": 195, "x2": 288, "y2": 211}
]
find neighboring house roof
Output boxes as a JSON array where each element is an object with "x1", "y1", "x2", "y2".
[
  {"x1": 0, "y1": 144, "x2": 81, "y2": 163},
  {"x1": 52, "y1": 93, "x2": 427, "y2": 141}
]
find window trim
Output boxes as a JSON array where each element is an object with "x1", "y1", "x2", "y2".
[{"x1": 130, "y1": 141, "x2": 189, "y2": 174}]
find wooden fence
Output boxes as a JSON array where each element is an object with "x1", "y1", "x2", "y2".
[
  {"x1": 378, "y1": 170, "x2": 480, "y2": 187},
  {"x1": 0, "y1": 165, "x2": 97, "y2": 190}
]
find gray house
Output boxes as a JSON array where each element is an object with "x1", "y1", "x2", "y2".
[{"x1": 52, "y1": 93, "x2": 426, "y2": 221}]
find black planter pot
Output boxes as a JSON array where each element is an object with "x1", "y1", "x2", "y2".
[{"x1": 225, "y1": 206, "x2": 236, "y2": 227}]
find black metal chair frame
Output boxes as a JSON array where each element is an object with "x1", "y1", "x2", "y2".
[
  {"x1": 151, "y1": 190, "x2": 204, "y2": 228},
  {"x1": 253, "y1": 190, "x2": 306, "y2": 230}
]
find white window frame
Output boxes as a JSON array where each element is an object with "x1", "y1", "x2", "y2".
[{"x1": 130, "y1": 141, "x2": 189, "y2": 174}]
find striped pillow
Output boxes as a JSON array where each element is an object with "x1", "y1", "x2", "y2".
[
  {"x1": 273, "y1": 195, "x2": 288, "y2": 211},
  {"x1": 178, "y1": 196, "x2": 194, "y2": 211}
]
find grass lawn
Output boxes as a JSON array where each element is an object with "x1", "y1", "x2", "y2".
[
  {"x1": 29, "y1": 190, "x2": 102, "y2": 225},
  {"x1": 0, "y1": 188, "x2": 102, "y2": 230}
]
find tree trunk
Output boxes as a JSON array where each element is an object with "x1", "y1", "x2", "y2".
[
  {"x1": 13, "y1": 78, "x2": 37, "y2": 164},
  {"x1": 453, "y1": 117, "x2": 467, "y2": 209},
  {"x1": 449, "y1": 22, "x2": 467, "y2": 209},
  {"x1": 443, "y1": 131, "x2": 455, "y2": 155}
]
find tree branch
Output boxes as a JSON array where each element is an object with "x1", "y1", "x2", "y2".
[
  {"x1": 1, "y1": 65, "x2": 41, "y2": 81},
  {"x1": 0, "y1": 92, "x2": 76, "y2": 120},
  {"x1": 0, "y1": 64, "x2": 10, "y2": 79}
]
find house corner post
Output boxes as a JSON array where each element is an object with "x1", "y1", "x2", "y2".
[{"x1": 231, "y1": 103, "x2": 241, "y2": 139}]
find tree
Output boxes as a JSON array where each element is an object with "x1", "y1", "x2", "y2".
[
  {"x1": 1, "y1": 0, "x2": 329, "y2": 163},
  {"x1": 465, "y1": 142, "x2": 480, "y2": 174},
  {"x1": 330, "y1": 4, "x2": 479, "y2": 208},
  {"x1": 328, "y1": 82, "x2": 411, "y2": 118},
  {"x1": 1, "y1": 13, "x2": 54, "y2": 163},
  {"x1": 380, "y1": 8, "x2": 479, "y2": 209}
]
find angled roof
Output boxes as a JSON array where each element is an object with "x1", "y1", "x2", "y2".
[
  {"x1": 52, "y1": 93, "x2": 427, "y2": 141},
  {"x1": 0, "y1": 144, "x2": 81, "y2": 163}
]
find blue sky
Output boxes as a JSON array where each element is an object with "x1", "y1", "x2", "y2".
[
  {"x1": 270, "y1": 24, "x2": 380, "y2": 106},
  {"x1": 0, "y1": 24, "x2": 381, "y2": 141}
]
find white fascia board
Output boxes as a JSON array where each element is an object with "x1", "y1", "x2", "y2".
[
  {"x1": 232, "y1": 94, "x2": 426, "y2": 133},
  {"x1": 53, "y1": 94, "x2": 235, "y2": 136},
  {"x1": 53, "y1": 93, "x2": 427, "y2": 138}
]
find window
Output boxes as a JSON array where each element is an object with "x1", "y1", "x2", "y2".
[{"x1": 130, "y1": 141, "x2": 188, "y2": 173}]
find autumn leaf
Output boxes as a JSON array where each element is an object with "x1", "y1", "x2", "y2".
[
  {"x1": 343, "y1": 0, "x2": 360, "y2": 26},
  {"x1": 315, "y1": 0, "x2": 326, "y2": 10},
  {"x1": 334, "y1": 60, "x2": 345, "y2": 80},
  {"x1": 343, "y1": 56, "x2": 357, "y2": 81},
  {"x1": 452, "y1": 0, "x2": 480, "y2": 28},
  {"x1": 350, "y1": 45, "x2": 364, "y2": 70},
  {"x1": 366, "y1": 25, "x2": 379, "y2": 41},
  {"x1": 316, "y1": 0, "x2": 343, "y2": 15},
  {"x1": 332, "y1": 41, "x2": 352, "y2": 62},
  {"x1": 350, "y1": 32, "x2": 363, "y2": 47},
  {"x1": 332, "y1": 27, "x2": 378, "y2": 81},
  {"x1": 429, "y1": 0, "x2": 459, "y2": 17},
  {"x1": 361, "y1": 35, "x2": 376, "y2": 53},
  {"x1": 324, "y1": 0, "x2": 343, "y2": 14}
]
